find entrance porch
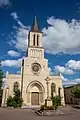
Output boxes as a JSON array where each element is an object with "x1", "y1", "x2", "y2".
[{"x1": 26, "y1": 81, "x2": 45, "y2": 105}]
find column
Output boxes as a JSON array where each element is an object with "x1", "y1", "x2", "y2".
[{"x1": 45, "y1": 77, "x2": 52, "y2": 106}]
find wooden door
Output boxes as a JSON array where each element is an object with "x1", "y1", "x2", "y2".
[{"x1": 31, "y1": 92, "x2": 39, "y2": 105}]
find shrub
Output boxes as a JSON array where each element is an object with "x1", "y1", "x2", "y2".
[
  {"x1": 40, "y1": 104, "x2": 54, "y2": 111},
  {"x1": 40, "y1": 105, "x2": 45, "y2": 111},
  {"x1": 45, "y1": 106, "x2": 54, "y2": 110},
  {"x1": 6, "y1": 96, "x2": 14, "y2": 107},
  {"x1": 52, "y1": 96, "x2": 61, "y2": 110},
  {"x1": 40, "y1": 96, "x2": 61, "y2": 111}
]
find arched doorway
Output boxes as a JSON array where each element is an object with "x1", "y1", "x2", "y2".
[
  {"x1": 30, "y1": 85, "x2": 40, "y2": 105},
  {"x1": 26, "y1": 81, "x2": 45, "y2": 105}
]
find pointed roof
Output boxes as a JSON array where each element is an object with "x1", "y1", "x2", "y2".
[{"x1": 31, "y1": 16, "x2": 39, "y2": 32}]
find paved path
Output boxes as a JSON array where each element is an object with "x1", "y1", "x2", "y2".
[{"x1": 0, "y1": 107, "x2": 80, "y2": 120}]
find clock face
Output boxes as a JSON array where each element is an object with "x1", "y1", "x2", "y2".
[{"x1": 31, "y1": 63, "x2": 41, "y2": 74}]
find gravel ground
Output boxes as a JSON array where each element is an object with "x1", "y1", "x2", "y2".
[{"x1": 0, "y1": 106, "x2": 80, "y2": 120}]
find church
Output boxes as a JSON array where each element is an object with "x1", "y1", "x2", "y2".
[{"x1": 2, "y1": 17, "x2": 65, "y2": 107}]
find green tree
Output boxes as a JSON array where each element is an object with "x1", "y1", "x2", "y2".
[
  {"x1": 0, "y1": 69, "x2": 3, "y2": 92},
  {"x1": 7, "y1": 89, "x2": 23, "y2": 108},
  {"x1": 71, "y1": 86, "x2": 80, "y2": 98},
  {"x1": 13, "y1": 89, "x2": 23, "y2": 107},
  {"x1": 0, "y1": 68, "x2": 4, "y2": 106}
]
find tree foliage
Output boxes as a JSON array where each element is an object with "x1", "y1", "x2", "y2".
[
  {"x1": 0, "y1": 69, "x2": 3, "y2": 92},
  {"x1": 52, "y1": 96, "x2": 61, "y2": 110},
  {"x1": 6, "y1": 89, "x2": 23, "y2": 108},
  {"x1": 71, "y1": 86, "x2": 80, "y2": 98},
  {"x1": 13, "y1": 89, "x2": 23, "y2": 107},
  {"x1": 6, "y1": 96, "x2": 14, "y2": 107},
  {"x1": 40, "y1": 95, "x2": 61, "y2": 111},
  {"x1": 0, "y1": 68, "x2": 4, "y2": 106}
]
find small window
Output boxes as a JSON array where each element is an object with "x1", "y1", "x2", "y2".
[
  {"x1": 13, "y1": 82, "x2": 19, "y2": 92},
  {"x1": 37, "y1": 39, "x2": 38, "y2": 46},
  {"x1": 58, "y1": 87, "x2": 61, "y2": 97},
  {"x1": 33, "y1": 34, "x2": 35, "y2": 46},
  {"x1": 37, "y1": 34, "x2": 39, "y2": 46}
]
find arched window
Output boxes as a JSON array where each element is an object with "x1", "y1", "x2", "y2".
[
  {"x1": 37, "y1": 34, "x2": 39, "y2": 46},
  {"x1": 51, "y1": 83, "x2": 56, "y2": 99},
  {"x1": 58, "y1": 87, "x2": 61, "y2": 97},
  {"x1": 13, "y1": 82, "x2": 19, "y2": 92},
  {"x1": 33, "y1": 34, "x2": 35, "y2": 46}
]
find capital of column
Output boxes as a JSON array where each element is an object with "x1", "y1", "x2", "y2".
[{"x1": 45, "y1": 76, "x2": 50, "y2": 82}]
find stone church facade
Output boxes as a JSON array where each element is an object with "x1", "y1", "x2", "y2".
[{"x1": 2, "y1": 17, "x2": 65, "y2": 107}]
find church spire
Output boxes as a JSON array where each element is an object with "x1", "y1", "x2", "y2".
[{"x1": 31, "y1": 16, "x2": 39, "y2": 32}]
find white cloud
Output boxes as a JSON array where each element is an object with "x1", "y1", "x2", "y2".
[
  {"x1": 0, "y1": 0, "x2": 10, "y2": 6},
  {"x1": 17, "y1": 71, "x2": 21, "y2": 74},
  {"x1": 55, "y1": 65, "x2": 74, "y2": 75},
  {"x1": 1, "y1": 58, "x2": 22, "y2": 68},
  {"x1": 66, "y1": 60, "x2": 80, "y2": 70},
  {"x1": 49, "y1": 67, "x2": 53, "y2": 75},
  {"x1": 7, "y1": 50, "x2": 21, "y2": 57},
  {"x1": 55, "y1": 59, "x2": 80, "y2": 76},
  {"x1": 61, "y1": 74, "x2": 80, "y2": 86},
  {"x1": 9, "y1": 14, "x2": 80, "y2": 54},
  {"x1": 63, "y1": 78, "x2": 80, "y2": 87},
  {"x1": 11, "y1": 12, "x2": 29, "y2": 29},
  {"x1": 11, "y1": 12, "x2": 18, "y2": 20},
  {"x1": 42, "y1": 17, "x2": 80, "y2": 54},
  {"x1": 9, "y1": 27, "x2": 29, "y2": 51},
  {"x1": 9, "y1": 12, "x2": 30, "y2": 51}
]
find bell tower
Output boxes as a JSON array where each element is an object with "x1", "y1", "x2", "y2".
[{"x1": 28, "y1": 16, "x2": 44, "y2": 58}]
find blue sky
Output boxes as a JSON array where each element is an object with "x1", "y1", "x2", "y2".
[{"x1": 0, "y1": 0, "x2": 80, "y2": 86}]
